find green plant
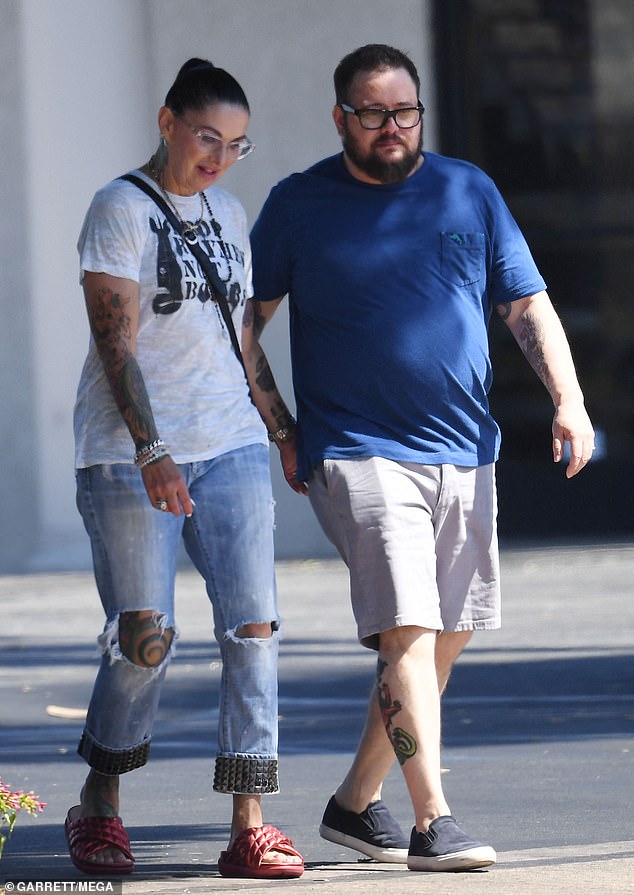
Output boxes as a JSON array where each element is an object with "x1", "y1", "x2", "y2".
[{"x1": 0, "y1": 777, "x2": 45, "y2": 860}]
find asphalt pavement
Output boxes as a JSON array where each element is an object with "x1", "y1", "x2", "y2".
[{"x1": 0, "y1": 542, "x2": 633, "y2": 893}]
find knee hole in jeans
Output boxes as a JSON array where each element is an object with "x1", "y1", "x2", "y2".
[
  {"x1": 235, "y1": 621, "x2": 276, "y2": 639},
  {"x1": 119, "y1": 610, "x2": 174, "y2": 668}
]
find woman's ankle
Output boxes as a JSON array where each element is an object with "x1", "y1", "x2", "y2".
[{"x1": 80, "y1": 771, "x2": 120, "y2": 817}]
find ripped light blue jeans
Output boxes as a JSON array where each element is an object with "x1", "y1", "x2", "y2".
[{"x1": 75, "y1": 443, "x2": 280, "y2": 794}]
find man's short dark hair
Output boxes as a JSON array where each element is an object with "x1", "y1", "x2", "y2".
[{"x1": 333, "y1": 44, "x2": 421, "y2": 104}]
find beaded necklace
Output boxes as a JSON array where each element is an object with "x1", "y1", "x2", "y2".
[{"x1": 201, "y1": 193, "x2": 232, "y2": 284}]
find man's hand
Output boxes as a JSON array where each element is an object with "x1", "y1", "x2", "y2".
[
  {"x1": 552, "y1": 402, "x2": 595, "y2": 478},
  {"x1": 278, "y1": 440, "x2": 308, "y2": 495}
]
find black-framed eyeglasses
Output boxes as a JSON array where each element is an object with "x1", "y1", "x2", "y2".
[{"x1": 338, "y1": 103, "x2": 424, "y2": 130}]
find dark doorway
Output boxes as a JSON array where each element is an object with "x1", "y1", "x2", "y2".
[{"x1": 433, "y1": 0, "x2": 634, "y2": 539}]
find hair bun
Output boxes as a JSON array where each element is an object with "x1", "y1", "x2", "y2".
[
  {"x1": 165, "y1": 57, "x2": 249, "y2": 114},
  {"x1": 177, "y1": 58, "x2": 215, "y2": 78}
]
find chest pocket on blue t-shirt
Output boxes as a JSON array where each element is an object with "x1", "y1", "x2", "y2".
[{"x1": 439, "y1": 232, "x2": 484, "y2": 286}]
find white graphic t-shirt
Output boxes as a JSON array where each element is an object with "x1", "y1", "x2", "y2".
[{"x1": 74, "y1": 170, "x2": 265, "y2": 467}]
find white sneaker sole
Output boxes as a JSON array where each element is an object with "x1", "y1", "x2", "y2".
[
  {"x1": 407, "y1": 845, "x2": 497, "y2": 872},
  {"x1": 319, "y1": 822, "x2": 409, "y2": 864}
]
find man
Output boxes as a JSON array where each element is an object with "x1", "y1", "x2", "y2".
[{"x1": 242, "y1": 44, "x2": 594, "y2": 872}]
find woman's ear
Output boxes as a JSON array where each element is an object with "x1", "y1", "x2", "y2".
[{"x1": 158, "y1": 105, "x2": 175, "y2": 143}]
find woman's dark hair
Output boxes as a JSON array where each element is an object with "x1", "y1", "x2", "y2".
[
  {"x1": 164, "y1": 58, "x2": 250, "y2": 115},
  {"x1": 333, "y1": 44, "x2": 420, "y2": 104}
]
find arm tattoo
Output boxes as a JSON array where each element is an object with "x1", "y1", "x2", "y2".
[
  {"x1": 90, "y1": 288, "x2": 132, "y2": 357},
  {"x1": 243, "y1": 300, "x2": 267, "y2": 339},
  {"x1": 118, "y1": 358, "x2": 157, "y2": 446},
  {"x1": 89, "y1": 287, "x2": 157, "y2": 446},
  {"x1": 496, "y1": 302, "x2": 512, "y2": 321},
  {"x1": 376, "y1": 658, "x2": 417, "y2": 766},
  {"x1": 245, "y1": 302, "x2": 294, "y2": 431},
  {"x1": 243, "y1": 299, "x2": 254, "y2": 329},
  {"x1": 252, "y1": 301, "x2": 268, "y2": 340},
  {"x1": 255, "y1": 354, "x2": 276, "y2": 393},
  {"x1": 518, "y1": 311, "x2": 553, "y2": 392},
  {"x1": 270, "y1": 398, "x2": 294, "y2": 431},
  {"x1": 254, "y1": 356, "x2": 295, "y2": 429}
]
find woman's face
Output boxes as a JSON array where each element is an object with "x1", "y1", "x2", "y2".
[{"x1": 158, "y1": 102, "x2": 251, "y2": 195}]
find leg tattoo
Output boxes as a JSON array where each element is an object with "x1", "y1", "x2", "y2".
[
  {"x1": 119, "y1": 611, "x2": 174, "y2": 668},
  {"x1": 377, "y1": 658, "x2": 417, "y2": 765}
]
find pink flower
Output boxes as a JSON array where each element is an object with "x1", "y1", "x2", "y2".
[{"x1": 0, "y1": 777, "x2": 46, "y2": 860}]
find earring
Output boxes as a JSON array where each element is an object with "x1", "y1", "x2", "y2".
[{"x1": 155, "y1": 135, "x2": 168, "y2": 168}]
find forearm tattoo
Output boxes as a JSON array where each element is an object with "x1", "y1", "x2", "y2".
[
  {"x1": 377, "y1": 658, "x2": 417, "y2": 766},
  {"x1": 252, "y1": 301, "x2": 268, "y2": 339},
  {"x1": 246, "y1": 308, "x2": 295, "y2": 430},
  {"x1": 255, "y1": 354, "x2": 276, "y2": 392},
  {"x1": 243, "y1": 300, "x2": 267, "y2": 339},
  {"x1": 118, "y1": 358, "x2": 157, "y2": 446},
  {"x1": 256, "y1": 356, "x2": 295, "y2": 430},
  {"x1": 517, "y1": 311, "x2": 553, "y2": 392},
  {"x1": 90, "y1": 287, "x2": 157, "y2": 445},
  {"x1": 243, "y1": 298, "x2": 254, "y2": 330}
]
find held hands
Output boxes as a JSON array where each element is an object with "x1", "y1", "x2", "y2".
[
  {"x1": 278, "y1": 440, "x2": 308, "y2": 495},
  {"x1": 552, "y1": 401, "x2": 595, "y2": 478},
  {"x1": 141, "y1": 455, "x2": 194, "y2": 515}
]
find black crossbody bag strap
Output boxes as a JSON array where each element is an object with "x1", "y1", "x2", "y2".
[{"x1": 119, "y1": 173, "x2": 247, "y2": 377}]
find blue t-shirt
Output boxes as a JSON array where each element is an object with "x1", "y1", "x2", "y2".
[{"x1": 251, "y1": 151, "x2": 546, "y2": 481}]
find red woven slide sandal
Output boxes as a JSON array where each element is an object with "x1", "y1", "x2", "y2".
[
  {"x1": 218, "y1": 824, "x2": 304, "y2": 879},
  {"x1": 65, "y1": 807, "x2": 135, "y2": 874}
]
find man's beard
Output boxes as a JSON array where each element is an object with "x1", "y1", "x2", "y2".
[{"x1": 343, "y1": 125, "x2": 423, "y2": 184}]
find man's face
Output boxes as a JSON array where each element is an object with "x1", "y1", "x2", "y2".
[{"x1": 333, "y1": 66, "x2": 423, "y2": 184}]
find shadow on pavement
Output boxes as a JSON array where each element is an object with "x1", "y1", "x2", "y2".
[{"x1": 1, "y1": 636, "x2": 632, "y2": 764}]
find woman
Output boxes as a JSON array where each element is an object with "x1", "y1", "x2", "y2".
[{"x1": 66, "y1": 58, "x2": 303, "y2": 880}]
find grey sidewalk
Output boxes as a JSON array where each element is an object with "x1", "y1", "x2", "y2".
[{"x1": 1, "y1": 543, "x2": 633, "y2": 893}]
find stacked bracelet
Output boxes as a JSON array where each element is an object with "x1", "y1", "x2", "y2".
[
  {"x1": 136, "y1": 447, "x2": 169, "y2": 468},
  {"x1": 134, "y1": 439, "x2": 169, "y2": 468}
]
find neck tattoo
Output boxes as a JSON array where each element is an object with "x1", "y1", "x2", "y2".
[{"x1": 148, "y1": 154, "x2": 204, "y2": 246}]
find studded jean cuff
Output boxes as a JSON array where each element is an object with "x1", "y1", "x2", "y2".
[
  {"x1": 78, "y1": 730, "x2": 151, "y2": 776},
  {"x1": 213, "y1": 754, "x2": 279, "y2": 794}
]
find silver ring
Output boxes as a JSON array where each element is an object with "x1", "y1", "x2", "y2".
[{"x1": 156, "y1": 498, "x2": 168, "y2": 512}]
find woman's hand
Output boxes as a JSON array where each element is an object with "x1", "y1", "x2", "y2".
[{"x1": 141, "y1": 456, "x2": 194, "y2": 516}]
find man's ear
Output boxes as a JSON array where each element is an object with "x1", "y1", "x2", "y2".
[{"x1": 332, "y1": 104, "x2": 346, "y2": 138}]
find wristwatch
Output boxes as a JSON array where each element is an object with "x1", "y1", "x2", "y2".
[{"x1": 267, "y1": 420, "x2": 296, "y2": 444}]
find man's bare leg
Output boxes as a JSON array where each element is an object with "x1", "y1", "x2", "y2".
[
  {"x1": 377, "y1": 626, "x2": 449, "y2": 831},
  {"x1": 335, "y1": 628, "x2": 473, "y2": 815}
]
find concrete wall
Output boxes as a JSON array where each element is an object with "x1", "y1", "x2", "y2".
[
  {"x1": 1, "y1": 0, "x2": 38, "y2": 570},
  {"x1": 2, "y1": 0, "x2": 437, "y2": 571}
]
